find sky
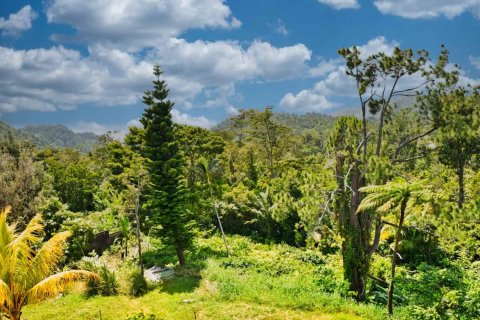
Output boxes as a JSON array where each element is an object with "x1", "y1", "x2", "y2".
[{"x1": 0, "y1": 0, "x2": 479, "y2": 134}]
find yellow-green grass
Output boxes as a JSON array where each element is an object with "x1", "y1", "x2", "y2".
[
  {"x1": 24, "y1": 271, "x2": 384, "y2": 320},
  {"x1": 24, "y1": 236, "x2": 388, "y2": 320},
  {"x1": 24, "y1": 290, "x2": 370, "y2": 320}
]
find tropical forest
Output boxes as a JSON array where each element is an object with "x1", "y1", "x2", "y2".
[{"x1": 1, "y1": 1, "x2": 480, "y2": 320}]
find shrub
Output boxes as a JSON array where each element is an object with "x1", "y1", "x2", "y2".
[
  {"x1": 126, "y1": 312, "x2": 164, "y2": 320},
  {"x1": 79, "y1": 256, "x2": 119, "y2": 296},
  {"x1": 129, "y1": 269, "x2": 148, "y2": 296}
]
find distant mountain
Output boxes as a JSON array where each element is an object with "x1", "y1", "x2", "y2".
[
  {"x1": 0, "y1": 122, "x2": 98, "y2": 152},
  {"x1": 214, "y1": 111, "x2": 338, "y2": 136}
]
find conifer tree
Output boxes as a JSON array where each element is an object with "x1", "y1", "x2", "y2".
[{"x1": 140, "y1": 65, "x2": 193, "y2": 266}]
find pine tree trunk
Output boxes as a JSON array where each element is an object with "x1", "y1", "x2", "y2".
[
  {"x1": 176, "y1": 246, "x2": 186, "y2": 267},
  {"x1": 387, "y1": 200, "x2": 406, "y2": 315},
  {"x1": 134, "y1": 185, "x2": 144, "y2": 275}
]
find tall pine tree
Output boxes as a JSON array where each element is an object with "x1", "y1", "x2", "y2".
[{"x1": 140, "y1": 65, "x2": 193, "y2": 266}]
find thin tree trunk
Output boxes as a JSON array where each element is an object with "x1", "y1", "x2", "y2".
[
  {"x1": 134, "y1": 184, "x2": 144, "y2": 275},
  {"x1": 458, "y1": 163, "x2": 465, "y2": 208},
  {"x1": 388, "y1": 200, "x2": 406, "y2": 315},
  {"x1": 207, "y1": 177, "x2": 230, "y2": 256},
  {"x1": 176, "y1": 246, "x2": 186, "y2": 267},
  {"x1": 214, "y1": 200, "x2": 230, "y2": 256},
  {"x1": 124, "y1": 237, "x2": 128, "y2": 259},
  {"x1": 376, "y1": 107, "x2": 385, "y2": 156},
  {"x1": 361, "y1": 103, "x2": 368, "y2": 158}
]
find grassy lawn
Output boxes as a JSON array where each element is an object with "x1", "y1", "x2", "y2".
[
  {"x1": 24, "y1": 292, "x2": 368, "y2": 320},
  {"x1": 23, "y1": 236, "x2": 388, "y2": 320},
  {"x1": 23, "y1": 272, "x2": 384, "y2": 320}
]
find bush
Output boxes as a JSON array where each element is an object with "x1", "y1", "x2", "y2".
[
  {"x1": 129, "y1": 269, "x2": 148, "y2": 296},
  {"x1": 126, "y1": 312, "x2": 164, "y2": 320},
  {"x1": 63, "y1": 218, "x2": 95, "y2": 261},
  {"x1": 79, "y1": 256, "x2": 119, "y2": 296}
]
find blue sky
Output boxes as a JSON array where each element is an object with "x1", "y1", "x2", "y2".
[{"x1": 0, "y1": 0, "x2": 479, "y2": 134}]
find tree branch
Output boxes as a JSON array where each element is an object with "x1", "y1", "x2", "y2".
[
  {"x1": 392, "y1": 126, "x2": 438, "y2": 162},
  {"x1": 368, "y1": 274, "x2": 389, "y2": 287},
  {"x1": 383, "y1": 221, "x2": 436, "y2": 236},
  {"x1": 391, "y1": 79, "x2": 432, "y2": 96},
  {"x1": 392, "y1": 154, "x2": 427, "y2": 164}
]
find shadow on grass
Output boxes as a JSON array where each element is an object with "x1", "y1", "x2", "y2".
[{"x1": 159, "y1": 275, "x2": 201, "y2": 294}]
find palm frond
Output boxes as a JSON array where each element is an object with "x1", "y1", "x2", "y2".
[
  {"x1": 7, "y1": 213, "x2": 44, "y2": 278},
  {"x1": 0, "y1": 278, "x2": 11, "y2": 308},
  {"x1": 25, "y1": 231, "x2": 72, "y2": 288},
  {"x1": 27, "y1": 270, "x2": 99, "y2": 303}
]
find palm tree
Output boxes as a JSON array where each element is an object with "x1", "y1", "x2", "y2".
[
  {"x1": 357, "y1": 179, "x2": 433, "y2": 315},
  {"x1": 197, "y1": 157, "x2": 230, "y2": 256},
  {"x1": 0, "y1": 206, "x2": 98, "y2": 320}
]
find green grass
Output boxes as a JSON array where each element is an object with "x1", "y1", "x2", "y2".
[{"x1": 23, "y1": 236, "x2": 390, "y2": 320}]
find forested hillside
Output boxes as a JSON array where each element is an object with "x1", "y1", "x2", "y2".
[{"x1": 0, "y1": 121, "x2": 98, "y2": 152}]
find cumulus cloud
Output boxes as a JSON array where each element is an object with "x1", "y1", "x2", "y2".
[
  {"x1": 70, "y1": 121, "x2": 111, "y2": 135},
  {"x1": 46, "y1": 0, "x2": 241, "y2": 51},
  {"x1": 279, "y1": 90, "x2": 337, "y2": 112},
  {"x1": 470, "y1": 56, "x2": 480, "y2": 70},
  {"x1": 280, "y1": 36, "x2": 480, "y2": 113},
  {"x1": 172, "y1": 109, "x2": 216, "y2": 128},
  {"x1": 0, "y1": 45, "x2": 154, "y2": 113},
  {"x1": 309, "y1": 59, "x2": 342, "y2": 77},
  {"x1": 0, "y1": 35, "x2": 314, "y2": 114},
  {"x1": 356, "y1": 36, "x2": 399, "y2": 58},
  {"x1": 373, "y1": 0, "x2": 480, "y2": 19},
  {"x1": 156, "y1": 38, "x2": 311, "y2": 84},
  {"x1": 318, "y1": 0, "x2": 359, "y2": 10},
  {"x1": 280, "y1": 37, "x2": 398, "y2": 112},
  {"x1": 0, "y1": 5, "x2": 37, "y2": 37}
]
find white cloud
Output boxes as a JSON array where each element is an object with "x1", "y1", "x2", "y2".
[
  {"x1": 269, "y1": 19, "x2": 289, "y2": 36},
  {"x1": 0, "y1": 5, "x2": 37, "y2": 37},
  {"x1": 280, "y1": 36, "x2": 480, "y2": 114},
  {"x1": 470, "y1": 56, "x2": 480, "y2": 70},
  {"x1": 126, "y1": 119, "x2": 142, "y2": 128},
  {"x1": 46, "y1": 0, "x2": 241, "y2": 51},
  {"x1": 246, "y1": 41, "x2": 312, "y2": 80},
  {"x1": 0, "y1": 37, "x2": 313, "y2": 115},
  {"x1": 172, "y1": 109, "x2": 216, "y2": 128},
  {"x1": 279, "y1": 90, "x2": 337, "y2": 112},
  {"x1": 318, "y1": 0, "x2": 359, "y2": 10},
  {"x1": 0, "y1": 45, "x2": 155, "y2": 113},
  {"x1": 156, "y1": 38, "x2": 312, "y2": 84},
  {"x1": 309, "y1": 59, "x2": 342, "y2": 77},
  {"x1": 279, "y1": 36, "x2": 398, "y2": 112},
  {"x1": 69, "y1": 109, "x2": 216, "y2": 140},
  {"x1": 373, "y1": 0, "x2": 480, "y2": 19},
  {"x1": 356, "y1": 36, "x2": 399, "y2": 58},
  {"x1": 70, "y1": 121, "x2": 110, "y2": 135}
]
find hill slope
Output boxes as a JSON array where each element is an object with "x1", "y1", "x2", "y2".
[{"x1": 0, "y1": 121, "x2": 98, "y2": 152}]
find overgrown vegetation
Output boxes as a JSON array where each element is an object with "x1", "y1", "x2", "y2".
[{"x1": 2, "y1": 44, "x2": 480, "y2": 319}]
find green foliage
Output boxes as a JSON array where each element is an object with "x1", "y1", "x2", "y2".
[
  {"x1": 140, "y1": 65, "x2": 194, "y2": 265},
  {"x1": 39, "y1": 196, "x2": 75, "y2": 239},
  {"x1": 79, "y1": 256, "x2": 119, "y2": 296},
  {"x1": 128, "y1": 269, "x2": 148, "y2": 297},
  {"x1": 126, "y1": 313, "x2": 164, "y2": 320},
  {"x1": 42, "y1": 148, "x2": 103, "y2": 212},
  {"x1": 0, "y1": 121, "x2": 98, "y2": 152}
]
